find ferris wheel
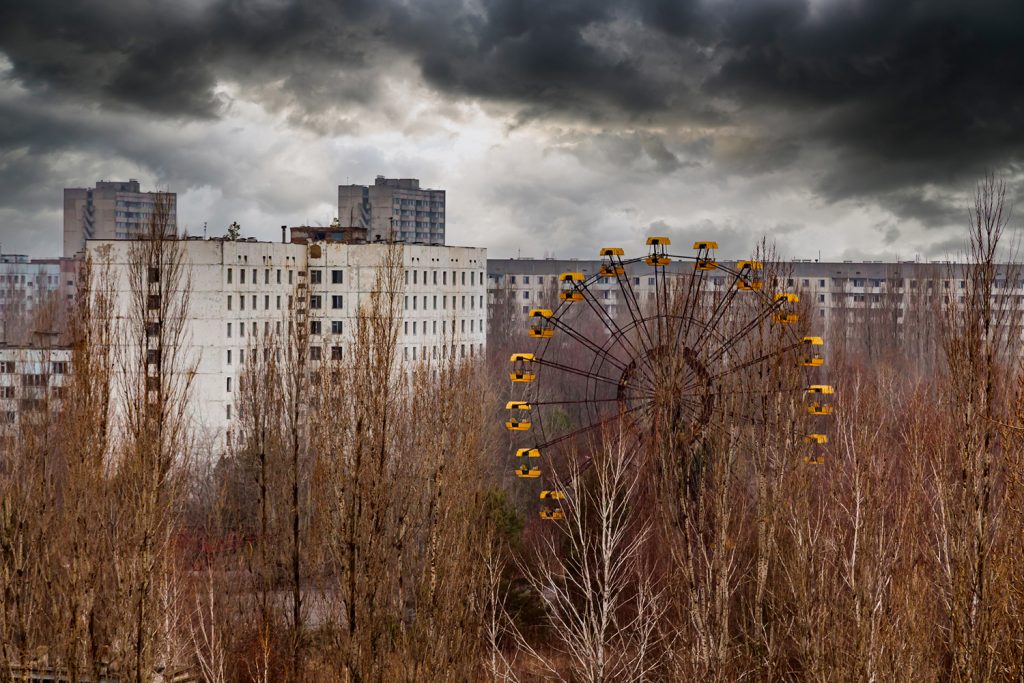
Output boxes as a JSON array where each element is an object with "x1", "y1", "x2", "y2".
[{"x1": 505, "y1": 237, "x2": 835, "y2": 521}]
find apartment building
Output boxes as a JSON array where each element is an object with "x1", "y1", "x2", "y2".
[
  {"x1": 64, "y1": 180, "x2": 176, "y2": 256},
  {"x1": 0, "y1": 251, "x2": 78, "y2": 342},
  {"x1": 0, "y1": 346, "x2": 71, "y2": 429},
  {"x1": 487, "y1": 256, "x2": 972, "y2": 341},
  {"x1": 338, "y1": 176, "x2": 445, "y2": 244},
  {"x1": 87, "y1": 233, "x2": 486, "y2": 442}
]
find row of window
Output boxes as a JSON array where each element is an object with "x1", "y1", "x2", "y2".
[
  {"x1": 406, "y1": 269, "x2": 482, "y2": 286},
  {"x1": 402, "y1": 319, "x2": 484, "y2": 336},
  {"x1": 0, "y1": 361, "x2": 67, "y2": 374},
  {"x1": 404, "y1": 294, "x2": 483, "y2": 311},
  {"x1": 227, "y1": 294, "x2": 355, "y2": 312}
]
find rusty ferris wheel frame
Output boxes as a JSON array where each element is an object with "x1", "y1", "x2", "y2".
[{"x1": 505, "y1": 238, "x2": 835, "y2": 521}]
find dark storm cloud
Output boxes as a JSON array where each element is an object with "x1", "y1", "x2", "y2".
[{"x1": 2, "y1": 0, "x2": 1024, "y2": 242}]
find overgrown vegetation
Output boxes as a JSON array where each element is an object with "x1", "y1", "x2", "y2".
[{"x1": 3, "y1": 177, "x2": 1024, "y2": 680}]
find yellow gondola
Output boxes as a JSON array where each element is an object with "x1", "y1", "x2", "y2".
[
  {"x1": 599, "y1": 247, "x2": 625, "y2": 256},
  {"x1": 737, "y1": 279, "x2": 764, "y2": 291},
  {"x1": 515, "y1": 464, "x2": 541, "y2": 479},
  {"x1": 737, "y1": 260, "x2": 763, "y2": 270},
  {"x1": 693, "y1": 241, "x2": 718, "y2": 250},
  {"x1": 773, "y1": 292, "x2": 799, "y2": 324},
  {"x1": 528, "y1": 308, "x2": 555, "y2": 338},
  {"x1": 516, "y1": 448, "x2": 541, "y2": 458},
  {"x1": 539, "y1": 490, "x2": 566, "y2": 500},
  {"x1": 807, "y1": 402, "x2": 833, "y2": 416},
  {"x1": 509, "y1": 353, "x2": 536, "y2": 382},
  {"x1": 799, "y1": 355, "x2": 824, "y2": 367},
  {"x1": 806, "y1": 384, "x2": 835, "y2": 395},
  {"x1": 599, "y1": 263, "x2": 625, "y2": 277},
  {"x1": 505, "y1": 401, "x2": 532, "y2": 431},
  {"x1": 804, "y1": 454, "x2": 827, "y2": 465},
  {"x1": 540, "y1": 507, "x2": 565, "y2": 521},
  {"x1": 645, "y1": 236, "x2": 671, "y2": 266},
  {"x1": 802, "y1": 336, "x2": 824, "y2": 345},
  {"x1": 560, "y1": 272, "x2": 585, "y2": 302},
  {"x1": 804, "y1": 433, "x2": 828, "y2": 445}
]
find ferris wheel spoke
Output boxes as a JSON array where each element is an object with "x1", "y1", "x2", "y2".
[
  {"x1": 612, "y1": 258, "x2": 657, "y2": 356},
  {"x1": 687, "y1": 269, "x2": 745, "y2": 350},
  {"x1": 531, "y1": 404, "x2": 647, "y2": 451},
  {"x1": 707, "y1": 340, "x2": 804, "y2": 383},
  {"x1": 531, "y1": 357, "x2": 637, "y2": 390},
  {"x1": 705, "y1": 298, "x2": 787, "y2": 364},
  {"x1": 578, "y1": 279, "x2": 649, "y2": 362},
  {"x1": 548, "y1": 316, "x2": 631, "y2": 374}
]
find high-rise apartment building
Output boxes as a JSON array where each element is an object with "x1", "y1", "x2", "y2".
[
  {"x1": 338, "y1": 176, "x2": 445, "y2": 244},
  {"x1": 63, "y1": 180, "x2": 176, "y2": 256},
  {"x1": 86, "y1": 231, "x2": 485, "y2": 444},
  {"x1": 0, "y1": 250, "x2": 78, "y2": 343}
]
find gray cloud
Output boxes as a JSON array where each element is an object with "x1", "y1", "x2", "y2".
[{"x1": 2, "y1": 0, "x2": 1024, "y2": 258}]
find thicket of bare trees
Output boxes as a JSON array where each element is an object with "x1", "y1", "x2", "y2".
[{"x1": 5, "y1": 177, "x2": 1024, "y2": 681}]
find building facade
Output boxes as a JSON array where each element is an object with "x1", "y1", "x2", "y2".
[
  {"x1": 0, "y1": 251, "x2": 78, "y2": 343},
  {"x1": 338, "y1": 176, "x2": 445, "y2": 244},
  {"x1": 487, "y1": 255, "x2": 969, "y2": 353},
  {"x1": 64, "y1": 180, "x2": 177, "y2": 256},
  {"x1": 87, "y1": 234, "x2": 486, "y2": 443},
  {"x1": 0, "y1": 346, "x2": 71, "y2": 430}
]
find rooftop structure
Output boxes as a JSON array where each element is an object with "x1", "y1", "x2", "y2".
[
  {"x1": 338, "y1": 176, "x2": 445, "y2": 245},
  {"x1": 64, "y1": 179, "x2": 176, "y2": 256}
]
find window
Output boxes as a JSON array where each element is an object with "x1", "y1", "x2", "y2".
[
  {"x1": 239, "y1": 322, "x2": 245, "y2": 337},
  {"x1": 227, "y1": 295, "x2": 232, "y2": 311},
  {"x1": 311, "y1": 270, "x2": 322, "y2": 284},
  {"x1": 332, "y1": 295, "x2": 343, "y2": 309},
  {"x1": 277, "y1": 295, "x2": 281, "y2": 310},
  {"x1": 331, "y1": 320, "x2": 343, "y2": 335},
  {"x1": 227, "y1": 268, "x2": 233, "y2": 284},
  {"x1": 147, "y1": 294, "x2": 160, "y2": 310},
  {"x1": 818, "y1": 294, "x2": 825, "y2": 303},
  {"x1": 264, "y1": 295, "x2": 269, "y2": 310},
  {"x1": 265, "y1": 270, "x2": 270, "y2": 284},
  {"x1": 241, "y1": 269, "x2": 246, "y2": 284},
  {"x1": 277, "y1": 269, "x2": 281, "y2": 284},
  {"x1": 252, "y1": 269, "x2": 256, "y2": 283},
  {"x1": 332, "y1": 270, "x2": 343, "y2": 284},
  {"x1": 147, "y1": 267, "x2": 160, "y2": 283},
  {"x1": 227, "y1": 350, "x2": 232, "y2": 365},
  {"x1": 310, "y1": 346, "x2": 322, "y2": 361},
  {"x1": 311, "y1": 320, "x2": 322, "y2": 335},
  {"x1": 819, "y1": 279, "x2": 825, "y2": 287},
  {"x1": 0, "y1": 386, "x2": 13, "y2": 398},
  {"x1": 331, "y1": 346, "x2": 343, "y2": 360},
  {"x1": 288, "y1": 270, "x2": 293, "y2": 285},
  {"x1": 0, "y1": 361, "x2": 14, "y2": 373},
  {"x1": 226, "y1": 404, "x2": 231, "y2": 419},
  {"x1": 240, "y1": 296, "x2": 245, "y2": 311},
  {"x1": 523, "y1": 291, "x2": 529, "y2": 299},
  {"x1": 433, "y1": 271, "x2": 437, "y2": 285},
  {"x1": 226, "y1": 377, "x2": 232, "y2": 392},
  {"x1": 414, "y1": 271, "x2": 418, "y2": 285},
  {"x1": 252, "y1": 295, "x2": 256, "y2": 309},
  {"x1": 310, "y1": 295, "x2": 322, "y2": 309},
  {"x1": 146, "y1": 349, "x2": 160, "y2": 365},
  {"x1": 227, "y1": 322, "x2": 233, "y2": 338}
]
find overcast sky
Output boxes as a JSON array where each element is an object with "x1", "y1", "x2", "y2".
[{"x1": 1, "y1": 0, "x2": 1022, "y2": 260}]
